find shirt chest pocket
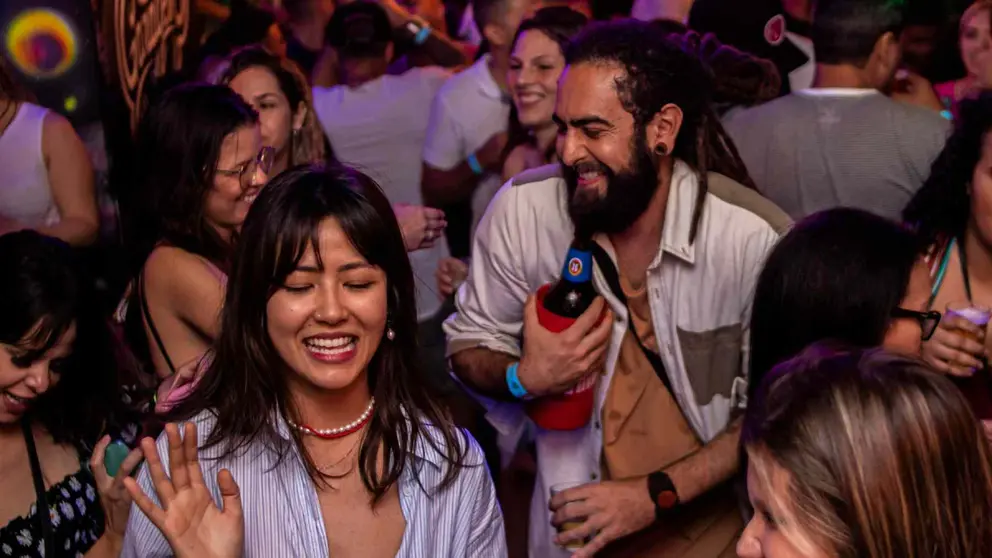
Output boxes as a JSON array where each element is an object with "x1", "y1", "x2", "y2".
[{"x1": 676, "y1": 324, "x2": 744, "y2": 406}]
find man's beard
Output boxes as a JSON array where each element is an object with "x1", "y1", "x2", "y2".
[{"x1": 563, "y1": 134, "x2": 661, "y2": 237}]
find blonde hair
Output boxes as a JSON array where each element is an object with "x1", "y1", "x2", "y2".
[
  {"x1": 216, "y1": 46, "x2": 331, "y2": 167},
  {"x1": 744, "y1": 342, "x2": 992, "y2": 558}
]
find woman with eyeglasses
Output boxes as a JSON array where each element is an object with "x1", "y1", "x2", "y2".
[
  {"x1": 904, "y1": 92, "x2": 992, "y2": 425},
  {"x1": 117, "y1": 83, "x2": 272, "y2": 399},
  {"x1": 749, "y1": 207, "x2": 939, "y2": 404},
  {"x1": 214, "y1": 46, "x2": 447, "y2": 254}
]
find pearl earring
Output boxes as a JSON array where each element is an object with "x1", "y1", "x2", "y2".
[{"x1": 386, "y1": 328, "x2": 396, "y2": 341}]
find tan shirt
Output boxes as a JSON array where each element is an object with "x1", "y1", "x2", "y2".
[{"x1": 598, "y1": 282, "x2": 741, "y2": 558}]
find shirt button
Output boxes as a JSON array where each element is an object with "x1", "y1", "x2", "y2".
[
  {"x1": 594, "y1": 421, "x2": 601, "y2": 430},
  {"x1": 590, "y1": 473, "x2": 598, "y2": 481}
]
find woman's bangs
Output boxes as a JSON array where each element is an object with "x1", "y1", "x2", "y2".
[{"x1": 17, "y1": 311, "x2": 73, "y2": 364}]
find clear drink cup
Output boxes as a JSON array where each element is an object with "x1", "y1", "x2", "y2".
[
  {"x1": 550, "y1": 481, "x2": 588, "y2": 551},
  {"x1": 945, "y1": 302, "x2": 992, "y2": 343}
]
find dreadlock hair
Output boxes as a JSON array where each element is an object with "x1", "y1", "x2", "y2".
[{"x1": 565, "y1": 20, "x2": 757, "y2": 242}]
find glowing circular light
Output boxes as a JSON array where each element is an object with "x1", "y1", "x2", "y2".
[
  {"x1": 4, "y1": 9, "x2": 78, "y2": 79},
  {"x1": 63, "y1": 95, "x2": 77, "y2": 112}
]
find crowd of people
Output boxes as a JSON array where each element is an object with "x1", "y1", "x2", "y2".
[{"x1": 3, "y1": 0, "x2": 992, "y2": 557}]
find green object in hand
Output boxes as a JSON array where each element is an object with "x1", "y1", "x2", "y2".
[{"x1": 104, "y1": 440, "x2": 130, "y2": 477}]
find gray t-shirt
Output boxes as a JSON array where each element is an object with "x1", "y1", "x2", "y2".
[{"x1": 723, "y1": 89, "x2": 951, "y2": 221}]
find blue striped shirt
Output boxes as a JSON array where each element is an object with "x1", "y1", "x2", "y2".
[{"x1": 120, "y1": 410, "x2": 507, "y2": 557}]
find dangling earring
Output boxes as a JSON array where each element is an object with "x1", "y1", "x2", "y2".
[{"x1": 386, "y1": 328, "x2": 396, "y2": 341}]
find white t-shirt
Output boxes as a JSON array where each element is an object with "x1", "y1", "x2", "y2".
[
  {"x1": 422, "y1": 54, "x2": 511, "y2": 249},
  {"x1": 313, "y1": 67, "x2": 452, "y2": 323}
]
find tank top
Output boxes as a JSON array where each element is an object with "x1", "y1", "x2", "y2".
[{"x1": 0, "y1": 103, "x2": 60, "y2": 227}]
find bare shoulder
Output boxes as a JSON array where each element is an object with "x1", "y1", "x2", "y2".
[
  {"x1": 41, "y1": 110, "x2": 87, "y2": 156},
  {"x1": 143, "y1": 246, "x2": 222, "y2": 292}
]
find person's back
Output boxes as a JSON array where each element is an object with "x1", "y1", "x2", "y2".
[
  {"x1": 724, "y1": 0, "x2": 951, "y2": 221},
  {"x1": 314, "y1": 1, "x2": 453, "y2": 324},
  {"x1": 315, "y1": 66, "x2": 451, "y2": 322},
  {"x1": 725, "y1": 91, "x2": 949, "y2": 220},
  {"x1": 315, "y1": 67, "x2": 450, "y2": 208}
]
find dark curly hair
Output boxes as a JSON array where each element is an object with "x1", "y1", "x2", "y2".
[
  {"x1": 903, "y1": 92, "x2": 992, "y2": 247},
  {"x1": 565, "y1": 20, "x2": 756, "y2": 241}
]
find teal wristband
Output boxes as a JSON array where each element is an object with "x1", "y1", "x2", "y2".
[
  {"x1": 414, "y1": 25, "x2": 432, "y2": 46},
  {"x1": 467, "y1": 153, "x2": 484, "y2": 175},
  {"x1": 940, "y1": 109, "x2": 953, "y2": 121},
  {"x1": 506, "y1": 362, "x2": 529, "y2": 399}
]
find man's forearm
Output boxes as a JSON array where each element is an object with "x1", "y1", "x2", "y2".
[
  {"x1": 450, "y1": 347, "x2": 517, "y2": 400},
  {"x1": 665, "y1": 418, "x2": 742, "y2": 503},
  {"x1": 422, "y1": 163, "x2": 484, "y2": 206}
]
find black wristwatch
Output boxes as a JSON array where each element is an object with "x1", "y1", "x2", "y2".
[{"x1": 647, "y1": 471, "x2": 680, "y2": 520}]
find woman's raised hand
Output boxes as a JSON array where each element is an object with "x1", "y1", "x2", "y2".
[{"x1": 124, "y1": 423, "x2": 244, "y2": 558}]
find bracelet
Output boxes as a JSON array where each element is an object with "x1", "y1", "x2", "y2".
[
  {"x1": 506, "y1": 362, "x2": 530, "y2": 399},
  {"x1": 467, "y1": 153, "x2": 484, "y2": 175},
  {"x1": 414, "y1": 25, "x2": 432, "y2": 46},
  {"x1": 940, "y1": 109, "x2": 953, "y2": 121}
]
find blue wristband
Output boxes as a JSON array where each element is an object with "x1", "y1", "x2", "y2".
[
  {"x1": 466, "y1": 153, "x2": 484, "y2": 175},
  {"x1": 940, "y1": 109, "x2": 953, "y2": 121},
  {"x1": 506, "y1": 362, "x2": 529, "y2": 399},
  {"x1": 413, "y1": 25, "x2": 432, "y2": 46}
]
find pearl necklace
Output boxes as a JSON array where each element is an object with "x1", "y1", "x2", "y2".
[{"x1": 287, "y1": 398, "x2": 375, "y2": 440}]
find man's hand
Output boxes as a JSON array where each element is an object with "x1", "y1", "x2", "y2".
[
  {"x1": 549, "y1": 478, "x2": 656, "y2": 557},
  {"x1": 890, "y1": 70, "x2": 943, "y2": 112},
  {"x1": 436, "y1": 257, "x2": 469, "y2": 298},
  {"x1": 517, "y1": 293, "x2": 612, "y2": 397}
]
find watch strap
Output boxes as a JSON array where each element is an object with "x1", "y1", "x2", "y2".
[{"x1": 647, "y1": 471, "x2": 680, "y2": 520}]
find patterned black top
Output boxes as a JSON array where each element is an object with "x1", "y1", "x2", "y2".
[
  {"x1": 0, "y1": 419, "x2": 140, "y2": 558},
  {"x1": 0, "y1": 467, "x2": 103, "y2": 557}
]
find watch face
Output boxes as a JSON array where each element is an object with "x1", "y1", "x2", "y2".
[{"x1": 656, "y1": 490, "x2": 678, "y2": 509}]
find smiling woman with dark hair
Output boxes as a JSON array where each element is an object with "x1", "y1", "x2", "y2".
[
  {"x1": 121, "y1": 164, "x2": 505, "y2": 557},
  {"x1": 0, "y1": 231, "x2": 143, "y2": 558},
  {"x1": 118, "y1": 83, "x2": 272, "y2": 390}
]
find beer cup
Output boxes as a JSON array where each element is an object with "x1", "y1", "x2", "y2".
[
  {"x1": 550, "y1": 481, "x2": 588, "y2": 550},
  {"x1": 945, "y1": 302, "x2": 992, "y2": 419},
  {"x1": 945, "y1": 301, "x2": 992, "y2": 342}
]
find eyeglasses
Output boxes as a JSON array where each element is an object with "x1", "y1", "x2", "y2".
[
  {"x1": 217, "y1": 146, "x2": 275, "y2": 186},
  {"x1": 891, "y1": 307, "x2": 942, "y2": 341}
]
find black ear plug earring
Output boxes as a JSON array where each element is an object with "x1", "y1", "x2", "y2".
[{"x1": 655, "y1": 143, "x2": 668, "y2": 156}]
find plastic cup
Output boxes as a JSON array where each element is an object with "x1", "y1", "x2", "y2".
[
  {"x1": 550, "y1": 481, "x2": 587, "y2": 550},
  {"x1": 945, "y1": 302, "x2": 992, "y2": 342}
]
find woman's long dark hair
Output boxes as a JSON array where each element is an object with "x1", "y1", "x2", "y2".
[
  {"x1": 168, "y1": 164, "x2": 467, "y2": 502},
  {"x1": 903, "y1": 92, "x2": 992, "y2": 247},
  {"x1": 749, "y1": 208, "x2": 925, "y2": 401},
  {"x1": 122, "y1": 83, "x2": 258, "y2": 276},
  {"x1": 119, "y1": 83, "x2": 257, "y2": 372},
  {"x1": 566, "y1": 20, "x2": 756, "y2": 242},
  {"x1": 0, "y1": 231, "x2": 132, "y2": 447},
  {"x1": 504, "y1": 7, "x2": 588, "y2": 161}
]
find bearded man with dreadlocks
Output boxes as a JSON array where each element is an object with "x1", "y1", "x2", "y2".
[{"x1": 444, "y1": 19, "x2": 791, "y2": 558}]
